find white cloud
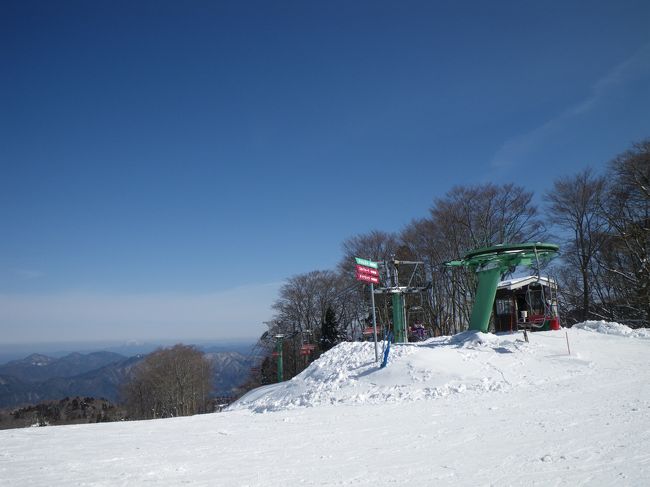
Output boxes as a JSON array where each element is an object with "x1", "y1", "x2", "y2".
[
  {"x1": 491, "y1": 43, "x2": 650, "y2": 169},
  {"x1": 0, "y1": 282, "x2": 282, "y2": 344}
]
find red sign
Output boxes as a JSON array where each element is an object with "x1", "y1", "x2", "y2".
[
  {"x1": 363, "y1": 327, "x2": 380, "y2": 335},
  {"x1": 356, "y1": 272, "x2": 379, "y2": 284},
  {"x1": 356, "y1": 265, "x2": 379, "y2": 277}
]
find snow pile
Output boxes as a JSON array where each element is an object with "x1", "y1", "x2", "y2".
[
  {"x1": 231, "y1": 327, "x2": 595, "y2": 413},
  {"x1": 448, "y1": 329, "x2": 502, "y2": 347},
  {"x1": 573, "y1": 320, "x2": 650, "y2": 339}
]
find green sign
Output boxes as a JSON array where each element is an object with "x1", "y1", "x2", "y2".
[{"x1": 355, "y1": 257, "x2": 378, "y2": 269}]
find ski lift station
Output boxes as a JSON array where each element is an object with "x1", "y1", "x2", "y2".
[
  {"x1": 445, "y1": 242, "x2": 560, "y2": 335},
  {"x1": 357, "y1": 242, "x2": 562, "y2": 361},
  {"x1": 494, "y1": 276, "x2": 560, "y2": 333}
]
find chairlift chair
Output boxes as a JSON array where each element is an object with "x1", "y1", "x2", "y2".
[{"x1": 517, "y1": 279, "x2": 560, "y2": 331}]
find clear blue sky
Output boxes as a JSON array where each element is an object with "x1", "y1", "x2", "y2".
[{"x1": 2, "y1": 1, "x2": 649, "y2": 344}]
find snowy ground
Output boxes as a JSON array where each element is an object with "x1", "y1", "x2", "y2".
[{"x1": 1, "y1": 321, "x2": 649, "y2": 486}]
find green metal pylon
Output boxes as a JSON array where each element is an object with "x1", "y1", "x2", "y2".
[
  {"x1": 469, "y1": 267, "x2": 502, "y2": 333},
  {"x1": 392, "y1": 293, "x2": 406, "y2": 342},
  {"x1": 274, "y1": 335, "x2": 284, "y2": 382},
  {"x1": 446, "y1": 243, "x2": 559, "y2": 333}
]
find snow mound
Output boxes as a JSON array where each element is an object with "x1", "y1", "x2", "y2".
[
  {"x1": 449, "y1": 330, "x2": 501, "y2": 348},
  {"x1": 573, "y1": 320, "x2": 650, "y2": 339},
  {"x1": 230, "y1": 327, "x2": 603, "y2": 413}
]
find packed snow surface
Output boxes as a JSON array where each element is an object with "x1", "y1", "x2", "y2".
[
  {"x1": 2, "y1": 323, "x2": 649, "y2": 486},
  {"x1": 573, "y1": 319, "x2": 650, "y2": 339}
]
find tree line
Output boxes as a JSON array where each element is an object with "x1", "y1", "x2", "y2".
[
  {"x1": 548, "y1": 141, "x2": 649, "y2": 324},
  {"x1": 245, "y1": 138, "x2": 649, "y2": 389}
]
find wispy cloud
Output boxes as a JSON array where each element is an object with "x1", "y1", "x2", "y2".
[
  {"x1": 491, "y1": 43, "x2": 650, "y2": 169},
  {"x1": 0, "y1": 282, "x2": 283, "y2": 344}
]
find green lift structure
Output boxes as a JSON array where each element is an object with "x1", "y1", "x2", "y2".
[
  {"x1": 373, "y1": 259, "x2": 430, "y2": 343},
  {"x1": 446, "y1": 243, "x2": 559, "y2": 333}
]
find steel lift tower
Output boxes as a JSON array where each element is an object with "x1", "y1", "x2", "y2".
[
  {"x1": 446, "y1": 243, "x2": 559, "y2": 333},
  {"x1": 373, "y1": 258, "x2": 430, "y2": 343}
]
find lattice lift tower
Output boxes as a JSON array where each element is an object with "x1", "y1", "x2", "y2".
[{"x1": 373, "y1": 258, "x2": 430, "y2": 343}]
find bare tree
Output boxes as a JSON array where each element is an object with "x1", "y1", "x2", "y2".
[
  {"x1": 400, "y1": 183, "x2": 545, "y2": 332},
  {"x1": 122, "y1": 344, "x2": 213, "y2": 420},
  {"x1": 338, "y1": 230, "x2": 400, "y2": 274},
  {"x1": 400, "y1": 218, "x2": 458, "y2": 335},
  {"x1": 257, "y1": 270, "x2": 355, "y2": 379},
  {"x1": 272, "y1": 270, "x2": 345, "y2": 337},
  {"x1": 545, "y1": 169, "x2": 608, "y2": 322},
  {"x1": 598, "y1": 139, "x2": 650, "y2": 325},
  {"x1": 337, "y1": 230, "x2": 402, "y2": 338},
  {"x1": 432, "y1": 183, "x2": 546, "y2": 250}
]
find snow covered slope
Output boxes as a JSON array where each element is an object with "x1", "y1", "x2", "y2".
[
  {"x1": 231, "y1": 329, "x2": 597, "y2": 412},
  {"x1": 1, "y1": 323, "x2": 649, "y2": 486}
]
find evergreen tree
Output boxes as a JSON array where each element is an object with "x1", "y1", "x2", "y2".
[{"x1": 320, "y1": 307, "x2": 340, "y2": 352}]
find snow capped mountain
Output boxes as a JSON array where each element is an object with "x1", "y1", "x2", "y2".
[
  {"x1": 1, "y1": 322, "x2": 649, "y2": 486},
  {"x1": 24, "y1": 354, "x2": 55, "y2": 367},
  {"x1": 205, "y1": 351, "x2": 254, "y2": 397}
]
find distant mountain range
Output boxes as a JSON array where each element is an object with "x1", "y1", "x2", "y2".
[
  {"x1": 204, "y1": 351, "x2": 254, "y2": 396},
  {"x1": 0, "y1": 340, "x2": 255, "y2": 365},
  {"x1": 0, "y1": 349, "x2": 254, "y2": 408}
]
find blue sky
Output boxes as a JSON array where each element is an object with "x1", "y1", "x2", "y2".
[{"x1": 1, "y1": 1, "x2": 649, "y2": 344}]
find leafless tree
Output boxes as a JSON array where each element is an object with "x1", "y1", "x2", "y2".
[
  {"x1": 597, "y1": 139, "x2": 650, "y2": 325},
  {"x1": 256, "y1": 270, "x2": 355, "y2": 379},
  {"x1": 400, "y1": 183, "x2": 545, "y2": 332},
  {"x1": 431, "y1": 183, "x2": 546, "y2": 250},
  {"x1": 545, "y1": 169, "x2": 608, "y2": 322},
  {"x1": 121, "y1": 344, "x2": 213, "y2": 420},
  {"x1": 338, "y1": 230, "x2": 400, "y2": 274},
  {"x1": 272, "y1": 270, "x2": 346, "y2": 337},
  {"x1": 400, "y1": 218, "x2": 459, "y2": 335},
  {"x1": 337, "y1": 230, "x2": 402, "y2": 338}
]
